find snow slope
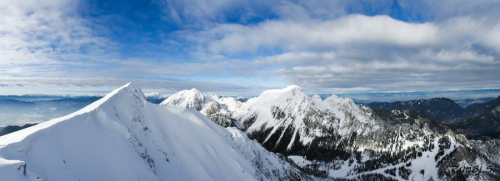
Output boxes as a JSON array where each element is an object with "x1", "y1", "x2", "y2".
[{"x1": 0, "y1": 83, "x2": 305, "y2": 181}]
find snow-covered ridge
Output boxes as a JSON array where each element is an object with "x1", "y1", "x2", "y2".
[
  {"x1": 0, "y1": 83, "x2": 306, "y2": 181},
  {"x1": 160, "y1": 88, "x2": 245, "y2": 127},
  {"x1": 159, "y1": 88, "x2": 210, "y2": 110}
]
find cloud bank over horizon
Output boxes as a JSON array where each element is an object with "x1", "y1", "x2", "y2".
[{"x1": 1, "y1": 0, "x2": 499, "y2": 98}]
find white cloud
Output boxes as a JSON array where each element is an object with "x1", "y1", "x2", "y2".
[
  {"x1": 183, "y1": 12, "x2": 500, "y2": 92},
  {"x1": 275, "y1": 58, "x2": 500, "y2": 91},
  {"x1": 199, "y1": 15, "x2": 440, "y2": 54},
  {"x1": 2, "y1": 0, "x2": 500, "y2": 95},
  {"x1": 0, "y1": 0, "x2": 112, "y2": 76},
  {"x1": 199, "y1": 15, "x2": 500, "y2": 55}
]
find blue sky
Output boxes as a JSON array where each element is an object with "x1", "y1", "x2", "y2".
[{"x1": 1, "y1": 0, "x2": 500, "y2": 99}]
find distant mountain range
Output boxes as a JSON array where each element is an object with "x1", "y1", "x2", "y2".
[
  {"x1": 368, "y1": 98, "x2": 464, "y2": 120},
  {"x1": 368, "y1": 96, "x2": 500, "y2": 119},
  {"x1": 454, "y1": 97, "x2": 497, "y2": 108},
  {"x1": 368, "y1": 96, "x2": 500, "y2": 139}
]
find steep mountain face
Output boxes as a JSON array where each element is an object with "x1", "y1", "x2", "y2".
[
  {"x1": 368, "y1": 98, "x2": 464, "y2": 120},
  {"x1": 0, "y1": 83, "x2": 307, "y2": 181},
  {"x1": 160, "y1": 89, "x2": 244, "y2": 128}
]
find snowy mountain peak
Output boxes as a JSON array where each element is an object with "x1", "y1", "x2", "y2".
[
  {"x1": 251, "y1": 85, "x2": 308, "y2": 103},
  {"x1": 159, "y1": 88, "x2": 206, "y2": 110},
  {"x1": 234, "y1": 85, "x2": 321, "y2": 150},
  {"x1": 114, "y1": 82, "x2": 145, "y2": 99},
  {"x1": 64, "y1": 82, "x2": 147, "y2": 116},
  {"x1": 185, "y1": 88, "x2": 203, "y2": 96},
  {"x1": 324, "y1": 94, "x2": 355, "y2": 106},
  {"x1": 233, "y1": 85, "x2": 386, "y2": 155},
  {"x1": 106, "y1": 82, "x2": 145, "y2": 100},
  {"x1": 110, "y1": 82, "x2": 142, "y2": 96},
  {"x1": 174, "y1": 88, "x2": 202, "y2": 96},
  {"x1": 185, "y1": 88, "x2": 208, "y2": 97}
]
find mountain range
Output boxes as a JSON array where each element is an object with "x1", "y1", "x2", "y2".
[
  {"x1": 368, "y1": 97, "x2": 500, "y2": 139},
  {"x1": 1, "y1": 83, "x2": 500, "y2": 180},
  {"x1": 368, "y1": 97, "x2": 500, "y2": 119},
  {"x1": 159, "y1": 85, "x2": 500, "y2": 180}
]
